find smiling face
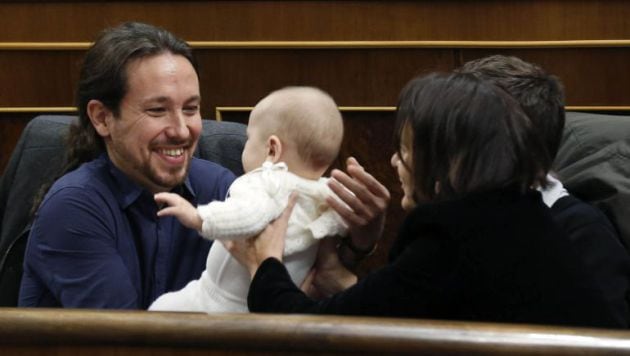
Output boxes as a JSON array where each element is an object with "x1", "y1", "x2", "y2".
[
  {"x1": 101, "y1": 53, "x2": 202, "y2": 193},
  {"x1": 391, "y1": 124, "x2": 417, "y2": 211}
]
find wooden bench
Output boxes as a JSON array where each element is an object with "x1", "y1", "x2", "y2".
[{"x1": 1, "y1": 308, "x2": 629, "y2": 355}]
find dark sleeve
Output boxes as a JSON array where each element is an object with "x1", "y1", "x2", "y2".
[
  {"x1": 19, "y1": 187, "x2": 139, "y2": 308},
  {"x1": 248, "y1": 236, "x2": 453, "y2": 317},
  {"x1": 552, "y1": 197, "x2": 630, "y2": 321},
  {"x1": 562, "y1": 207, "x2": 629, "y2": 275}
]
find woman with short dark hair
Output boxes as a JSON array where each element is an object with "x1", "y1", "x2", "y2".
[{"x1": 228, "y1": 72, "x2": 621, "y2": 328}]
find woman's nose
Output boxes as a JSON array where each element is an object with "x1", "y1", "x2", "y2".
[{"x1": 391, "y1": 152, "x2": 399, "y2": 168}]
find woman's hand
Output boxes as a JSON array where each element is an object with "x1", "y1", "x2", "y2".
[
  {"x1": 300, "y1": 237, "x2": 358, "y2": 299},
  {"x1": 327, "y1": 157, "x2": 390, "y2": 266},
  {"x1": 224, "y1": 193, "x2": 298, "y2": 279}
]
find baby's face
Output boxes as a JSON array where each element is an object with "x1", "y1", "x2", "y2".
[{"x1": 241, "y1": 115, "x2": 269, "y2": 173}]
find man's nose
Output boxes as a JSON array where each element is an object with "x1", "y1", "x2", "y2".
[{"x1": 165, "y1": 112, "x2": 190, "y2": 140}]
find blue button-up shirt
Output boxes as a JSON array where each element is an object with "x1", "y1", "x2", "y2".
[{"x1": 19, "y1": 154, "x2": 235, "y2": 309}]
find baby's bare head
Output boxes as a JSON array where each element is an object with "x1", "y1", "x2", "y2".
[{"x1": 250, "y1": 86, "x2": 344, "y2": 171}]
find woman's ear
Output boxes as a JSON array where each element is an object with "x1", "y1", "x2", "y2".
[
  {"x1": 87, "y1": 99, "x2": 113, "y2": 137},
  {"x1": 266, "y1": 135, "x2": 283, "y2": 163}
]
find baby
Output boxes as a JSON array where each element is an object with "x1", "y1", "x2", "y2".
[{"x1": 149, "y1": 86, "x2": 347, "y2": 313}]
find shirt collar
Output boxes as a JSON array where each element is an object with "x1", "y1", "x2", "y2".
[
  {"x1": 102, "y1": 153, "x2": 196, "y2": 209},
  {"x1": 537, "y1": 173, "x2": 569, "y2": 208}
]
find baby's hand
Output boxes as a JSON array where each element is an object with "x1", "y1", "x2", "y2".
[{"x1": 155, "y1": 192, "x2": 203, "y2": 231}]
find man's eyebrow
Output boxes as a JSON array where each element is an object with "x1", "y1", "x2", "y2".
[
  {"x1": 142, "y1": 95, "x2": 201, "y2": 104},
  {"x1": 185, "y1": 95, "x2": 201, "y2": 103},
  {"x1": 143, "y1": 96, "x2": 170, "y2": 104}
]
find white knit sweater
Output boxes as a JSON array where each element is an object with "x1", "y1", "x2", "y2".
[{"x1": 149, "y1": 161, "x2": 347, "y2": 313}]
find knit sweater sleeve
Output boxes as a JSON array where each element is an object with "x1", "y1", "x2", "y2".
[
  {"x1": 307, "y1": 208, "x2": 348, "y2": 239},
  {"x1": 197, "y1": 174, "x2": 282, "y2": 241}
]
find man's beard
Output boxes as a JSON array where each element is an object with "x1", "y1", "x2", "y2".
[
  {"x1": 142, "y1": 157, "x2": 190, "y2": 191},
  {"x1": 109, "y1": 141, "x2": 192, "y2": 192}
]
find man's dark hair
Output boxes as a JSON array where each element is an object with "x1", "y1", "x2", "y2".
[
  {"x1": 394, "y1": 72, "x2": 549, "y2": 202},
  {"x1": 457, "y1": 55, "x2": 565, "y2": 167},
  {"x1": 32, "y1": 22, "x2": 197, "y2": 214}
]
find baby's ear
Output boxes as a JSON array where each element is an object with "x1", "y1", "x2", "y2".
[{"x1": 267, "y1": 135, "x2": 283, "y2": 163}]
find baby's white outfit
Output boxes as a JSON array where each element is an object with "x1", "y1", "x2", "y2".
[{"x1": 149, "y1": 161, "x2": 347, "y2": 313}]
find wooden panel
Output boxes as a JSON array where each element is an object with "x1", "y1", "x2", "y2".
[
  {"x1": 1, "y1": 1, "x2": 629, "y2": 41},
  {"x1": 197, "y1": 48, "x2": 454, "y2": 110},
  {"x1": 1, "y1": 308, "x2": 630, "y2": 355},
  {"x1": 3, "y1": 47, "x2": 629, "y2": 110},
  {"x1": 459, "y1": 48, "x2": 630, "y2": 106},
  {"x1": 0, "y1": 48, "x2": 454, "y2": 108},
  {"x1": 0, "y1": 51, "x2": 81, "y2": 107}
]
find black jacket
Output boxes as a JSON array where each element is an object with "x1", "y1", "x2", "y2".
[{"x1": 249, "y1": 188, "x2": 625, "y2": 328}]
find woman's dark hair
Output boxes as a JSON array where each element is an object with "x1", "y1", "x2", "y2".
[
  {"x1": 31, "y1": 22, "x2": 198, "y2": 215},
  {"x1": 394, "y1": 72, "x2": 550, "y2": 203}
]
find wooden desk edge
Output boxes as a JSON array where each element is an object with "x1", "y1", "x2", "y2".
[{"x1": 0, "y1": 308, "x2": 628, "y2": 354}]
